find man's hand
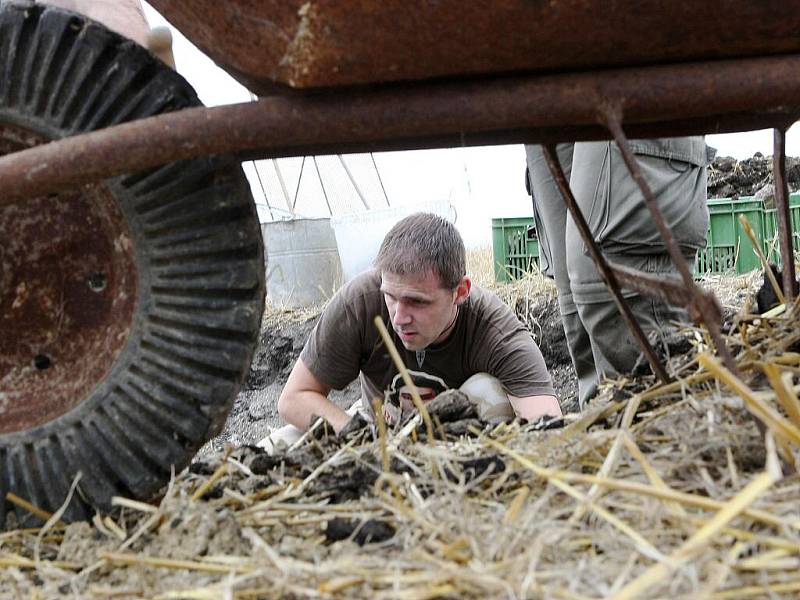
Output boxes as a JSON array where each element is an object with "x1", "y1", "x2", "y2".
[
  {"x1": 277, "y1": 358, "x2": 351, "y2": 434},
  {"x1": 337, "y1": 412, "x2": 370, "y2": 440},
  {"x1": 508, "y1": 394, "x2": 563, "y2": 421}
]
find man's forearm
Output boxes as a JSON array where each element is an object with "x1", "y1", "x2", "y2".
[{"x1": 278, "y1": 390, "x2": 351, "y2": 433}]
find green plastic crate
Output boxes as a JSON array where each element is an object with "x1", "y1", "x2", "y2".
[
  {"x1": 495, "y1": 194, "x2": 796, "y2": 283},
  {"x1": 763, "y1": 192, "x2": 800, "y2": 265},
  {"x1": 492, "y1": 217, "x2": 540, "y2": 282},
  {"x1": 695, "y1": 198, "x2": 767, "y2": 275}
]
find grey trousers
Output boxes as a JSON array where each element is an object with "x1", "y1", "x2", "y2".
[{"x1": 525, "y1": 140, "x2": 708, "y2": 407}]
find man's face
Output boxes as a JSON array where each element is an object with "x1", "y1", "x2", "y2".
[{"x1": 380, "y1": 270, "x2": 469, "y2": 350}]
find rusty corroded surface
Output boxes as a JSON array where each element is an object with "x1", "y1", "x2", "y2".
[
  {"x1": 148, "y1": 0, "x2": 800, "y2": 92},
  {"x1": 0, "y1": 124, "x2": 137, "y2": 434},
  {"x1": 1, "y1": 54, "x2": 800, "y2": 207},
  {"x1": 773, "y1": 129, "x2": 799, "y2": 302}
]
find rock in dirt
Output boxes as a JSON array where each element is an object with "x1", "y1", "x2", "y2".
[
  {"x1": 337, "y1": 412, "x2": 370, "y2": 442},
  {"x1": 426, "y1": 389, "x2": 478, "y2": 423},
  {"x1": 324, "y1": 517, "x2": 395, "y2": 545},
  {"x1": 513, "y1": 291, "x2": 577, "y2": 410},
  {"x1": 440, "y1": 418, "x2": 483, "y2": 436},
  {"x1": 756, "y1": 263, "x2": 800, "y2": 314},
  {"x1": 146, "y1": 498, "x2": 246, "y2": 560},
  {"x1": 57, "y1": 522, "x2": 116, "y2": 565},
  {"x1": 310, "y1": 457, "x2": 380, "y2": 503},
  {"x1": 516, "y1": 292, "x2": 571, "y2": 369},
  {"x1": 244, "y1": 319, "x2": 316, "y2": 391}
]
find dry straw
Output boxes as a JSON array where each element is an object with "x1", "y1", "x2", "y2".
[{"x1": 2, "y1": 272, "x2": 800, "y2": 599}]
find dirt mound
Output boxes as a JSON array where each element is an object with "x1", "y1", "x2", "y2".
[
  {"x1": 244, "y1": 317, "x2": 316, "y2": 391},
  {"x1": 514, "y1": 291, "x2": 579, "y2": 411},
  {"x1": 707, "y1": 153, "x2": 800, "y2": 199}
]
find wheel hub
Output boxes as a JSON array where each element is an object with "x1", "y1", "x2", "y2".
[{"x1": 0, "y1": 124, "x2": 137, "y2": 434}]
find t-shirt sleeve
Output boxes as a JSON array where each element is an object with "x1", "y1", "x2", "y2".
[
  {"x1": 477, "y1": 296, "x2": 555, "y2": 398},
  {"x1": 299, "y1": 275, "x2": 372, "y2": 390}
]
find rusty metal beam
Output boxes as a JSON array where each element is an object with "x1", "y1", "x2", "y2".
[
  {"x1": 608, "y1": 262, "x2": 725, "y2": 329},
  {"x1": 607, "y1": 264, "x2": 691, "y2": 308},
  {"x1": 773, "y1": 128, "x2": 799, "y2": 303},
  {"x1": 0, "y1": 54, "x2": 800, "y2": 206},
  {"x1": 602, "y1": 110, "x2": 739, "y2": 375},
  {"x1": 542, "y1": 145, "x2": 671, "y2": 385}
]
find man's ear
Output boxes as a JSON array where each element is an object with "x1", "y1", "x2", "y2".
[{"x1": 454, "y1": 276, "x2": 471, "y2": 305}]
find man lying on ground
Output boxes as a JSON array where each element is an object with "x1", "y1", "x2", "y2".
[{"x1": 262, "y1": 212, "x2": 560, "y2": 449}]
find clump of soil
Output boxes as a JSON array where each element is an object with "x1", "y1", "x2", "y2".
[{"x1": 707, "y1": 153, "x2": 800, "y2": 200}]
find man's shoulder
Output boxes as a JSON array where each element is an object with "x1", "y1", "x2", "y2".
[
  {"x1": 462, "y1": 282, "x2": 526, "y2": 336},
  {"x1": 340, "y1": 268, "x2": 382, "y2": 296},
  {"x1": 325, "y1": 269, "x2": 383, "y2": 316},
  {"x1": 465, "y1": 283, "x2": 510, "y2": 315}
]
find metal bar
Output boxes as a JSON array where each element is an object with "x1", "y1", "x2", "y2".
[
  {"x1": 272, "y1": 159, "x2": 293, "y2": 217},
  {"x1": 251, "y1": 160, "x2": 274, "y2": 221},
  {"x1": 542, "y1": 144, "x2": 671, "y2": 385},
  {"x1": 312, "y1": 156, "x2": 333, "y2": 216},
  {"x1": 607, "y1": 263, "x2": 692, "y2": 307},
  {"x1": 337, "y1": 154, "x2": 370, "y2": 210},
  {"x1": 148, "y1": 0, "x2": 800, "y2": 93},
  {"x1": 602, "y1": 109, "x2": 739, "y2": 375},
  {"x1": 292, "y1": 156, "x2": 306, "y2": 212},
  {"x1": 773, "y1": 128, "x2": 798, "y2": 302},
  {"x1": 1, "y1": 54, "x2": 800, "y2": 205},
  {"x1": 371, "y1": 152, "x2": 391, "y2": 207}
]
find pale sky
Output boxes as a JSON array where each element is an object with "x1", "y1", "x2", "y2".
[{"x1": 142, "y1": 4, "x2": 799, "y2": 249}]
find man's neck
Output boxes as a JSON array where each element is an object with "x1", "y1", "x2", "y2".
[{"x1": 433, "y1": 305, "x2": 459, "y2": 345}]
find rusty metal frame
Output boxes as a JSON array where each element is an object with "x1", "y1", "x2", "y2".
[
  {"x1": 1, "y1": 51, "x2": 798, "y2": 383},
  {"x1": 1, "y1": 54, "x2": 800, "y2": 205},
  {"x1": 541, "y1": 144, "x2": 671, "y2": 384},
  {"x1": 773, "y1": 128, "x2": 799, "y2": 302},
  {"x1": 603, "y1": 109, "x2": 740, "y2": 375},
  {"x1": 542, "y1": 110, "x2": 798, "y2": 384}
]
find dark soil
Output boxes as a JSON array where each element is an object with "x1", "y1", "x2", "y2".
[
  {"x1": 514, "y1": 292, "x2": 579, "y2": 412},
  {"x1": 202, "y1": 316, "x2": 360, "y2": 453},
  {"x1": 244, "y1": 318, "x2": 315, "y2": 391},
  {"x1": 707, "y1": 153, "x2": 800, "y2": 200}
]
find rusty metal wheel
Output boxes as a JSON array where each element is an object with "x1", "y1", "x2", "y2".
[{"x1": 0, "y1": 2, "x2": 265, "y2": 527}]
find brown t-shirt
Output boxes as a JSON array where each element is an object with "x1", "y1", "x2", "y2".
[{"x1": 300, "y1": 270, "x2": 555, "y2": 415}]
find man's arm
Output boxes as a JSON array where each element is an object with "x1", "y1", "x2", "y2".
[
  {"x1": 277, "y1": 357, "x2": 351, "y2": 434},
  {"x1": 508, "y1": 394, "x2": 563, "y2": 420}
]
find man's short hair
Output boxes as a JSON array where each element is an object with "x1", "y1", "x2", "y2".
[{"x1": 374, "y1": 212, "x2": 465, "y2": 289}]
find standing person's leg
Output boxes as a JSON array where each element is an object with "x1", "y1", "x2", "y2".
[
  {"x1": 525, "y1": 144, "x2": 598, "y2": 406},
  {"x1": 566, "y1": 140, "x2": 708, "y2": 385}
]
